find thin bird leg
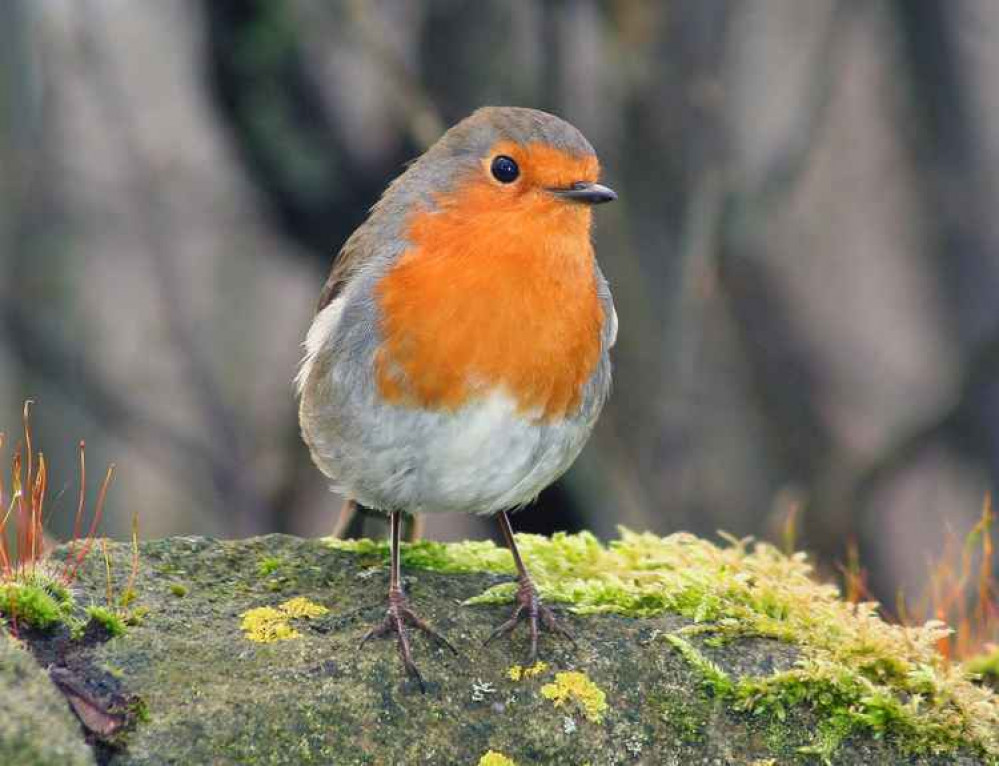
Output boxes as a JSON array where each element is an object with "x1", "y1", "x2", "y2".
[
  {"x1": 485, "y1": 511, "x2": 576, "y2": 664},
  {"x1": 401, "y1": 511, "x2": 424, "y2": 543},
  {"x1": 359, "y1": 510, "x2": 455, "y2": 690},
  {"x1": 331, "y1": 498, "x2": 364, "y2": 539},
  {"x1": 332, "y1": 500, "x2": 422, "y2": 542}
]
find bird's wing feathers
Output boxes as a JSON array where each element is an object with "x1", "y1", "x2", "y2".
[
  {"x1": 316, "y1": 168, "x2": 411, "y2": 312},
  {"x1": 317, "y1": 228, "x2": 370, "y2": 312}
]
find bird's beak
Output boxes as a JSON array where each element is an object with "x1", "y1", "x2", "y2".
[{"x1": 549, "y1": 181, "x2": 618, "y2": 205}]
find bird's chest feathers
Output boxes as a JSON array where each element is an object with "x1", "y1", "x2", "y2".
[{"x1": 374, "y1": 198, "x2": 604, "y2": 420}]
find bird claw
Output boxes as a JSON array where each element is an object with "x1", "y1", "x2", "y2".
[
  {"x1": 359, "y1": 587, "x2": 455, "y2": 692},
  {"x1": 484, "y1": 578, "x2": 576, "y2": 664}
]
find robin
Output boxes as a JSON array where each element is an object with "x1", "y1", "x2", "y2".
[{"x1": 296, "y1": 106, "x2": 617, "y2": 687}]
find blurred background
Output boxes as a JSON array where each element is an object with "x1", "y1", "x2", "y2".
[{"x1": 1, "y1": 0, "x2": 997, "y2": 606}]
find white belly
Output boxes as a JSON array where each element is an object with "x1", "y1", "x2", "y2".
[
  {"x1": 297, "y1": 297, "x2": 608, "y2": 516},
  {"x1": 302, "y1": 387, "x2": 596, "y2": 515}
]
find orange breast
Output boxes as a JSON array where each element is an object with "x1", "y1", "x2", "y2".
[{"x1": 374, "y1": 167, "x2": 604, "y2": 421}]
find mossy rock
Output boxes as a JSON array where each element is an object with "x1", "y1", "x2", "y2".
[
  {"x1": 0, "y1": 632, "x2": 95, "y2": 766},
  {"x1": 9, "y1": 533, "x2": 998, "y2": 764}
]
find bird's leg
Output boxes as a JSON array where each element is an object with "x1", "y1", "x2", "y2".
[
  {"x1": 331, "y1": 498, "x2": 364, "y2": 539},
  {"x1": 333, "y1": 499, "x2": 423, "y2": 542},
  {"x1": 359, "y1": 510, "x2": 454, "y2": 690},
  {"x1": 485, "y1": 511, "x2": 576, "y2": 664},
  {"x1": 401, "y1": 511, "x2": 424, "y2": 543}
]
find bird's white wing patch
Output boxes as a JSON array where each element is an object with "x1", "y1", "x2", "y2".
[
  {"x1": 607, "y1": 303, "x2": 618, "y2": 348},
  {"x1": 295, "y1": 298, "x2": 346, "y2": 395}
]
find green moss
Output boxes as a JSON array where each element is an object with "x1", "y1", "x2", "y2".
[
  {"x1": 85, "y1": 605, "x2": 127, "y2": 638},
  {"x1": 0, "y1": 574, "x2": 74, "y2": 630},
  {"x1": 330, "y1": 529, "x2": 999, "y2": 760},
  {"x1": 131, "y1": 697, "x2": 152, "y2": 724},
  {"x1": 966, "y1": 646, "x2": 999, "y2": 690},
  {"x1": 169, "y1": 583, "x2": 188, "y2": 598},
  {"x1": 663, "y1": 635, "x2": 733, "y2": 696},
  {"x1": 666, "y1": 622, "x2": 992, "y2": 759},
  {"x1": 125, "y1": 605, "x2": 149, "y2": 626},
  {"x1": 41, "y1": 577, "x2": 73, "y2": 609},
  {"x1": 653, "y1": 691, "x2": 710, "y2": 745},
  {"x1": 257, "y1": 557, "x2": 283, "y2": 577},
  {"x1": 0, "y1": 569, "x2": 136, "y2": 643},
  {"x1": 328, "y1": 537, "x2": 515, "y2": 574}
]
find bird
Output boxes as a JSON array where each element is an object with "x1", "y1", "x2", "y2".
[{"x1": 296, "y1": 106, "x2": 617, "y2": 687}]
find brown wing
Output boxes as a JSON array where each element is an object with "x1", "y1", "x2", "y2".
[
  {"x1": 316, "y1": 151, "x2": 422, "y2": 312},
  {"x1": 316, "y1": 225, "x2": 374, "y2": 312},
  {"x1": 316, "y1": 252, "x2": 350, "y2": 312}
]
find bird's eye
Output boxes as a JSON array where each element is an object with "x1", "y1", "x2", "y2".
[{"x1": 490, "y1": 155, "x2": 520, "y2": 184}]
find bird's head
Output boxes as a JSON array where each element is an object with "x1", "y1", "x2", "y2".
[
  {"x1": 376, "y1": 107, "x2": 616, "y2": 248},
  {"x1": 441, "y1": 106, "x2": 617, "y2": 209}
]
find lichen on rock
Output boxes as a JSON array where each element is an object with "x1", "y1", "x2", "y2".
[
  {"x1": 507, "y1": 661, "x2": 548, "y2": 681},
  {"x1": 540, "y1": 670, "x2": 608, "y2": 723},
  {"x1": 478, "y1": 750, "x2": 517, "y2": 766},
  {"x1": 240, "y1": 596, "x2": 330, "y2": 642},
  {"x1": 4, "y1": 532, "x2": 997, "y2": 765},
  {"x1": 330, "y1": 529, "x2": 999, "y2": 761}
]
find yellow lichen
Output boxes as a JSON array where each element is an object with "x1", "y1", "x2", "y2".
[
  {"x1": 507, "y1": 661, "x2": 548, "y2": 681},
  {"x1": 240, "y1": 606, "x2": 299, "y2": 643},
  {"x1": 280, "y1": 596, "x2": 329, "y2": 619},
  {"x1": 240, "y1": 597, "x2": 329, "y2": 643},
  {"x1": 540, "y1": 670, "x2": 608, "y2": 723},
  {"x1": 477, "y1": 751, "x2": 516, "y2": 766}
]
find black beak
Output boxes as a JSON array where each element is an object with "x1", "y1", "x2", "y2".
[{"x1": 550, "y1": 181, "x2": 618, "y2": 205}]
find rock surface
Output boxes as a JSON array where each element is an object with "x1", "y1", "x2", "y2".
[
  {"x1": 2, "y1": 535, "x2": 988, "y2": 764},
  {"x1": 0, "y1": 632, "x2": 95, "y2": 766}
]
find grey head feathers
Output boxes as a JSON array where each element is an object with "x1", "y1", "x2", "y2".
[{"x1": 432, "y1": 106, "x2": 596, "y2": 161}]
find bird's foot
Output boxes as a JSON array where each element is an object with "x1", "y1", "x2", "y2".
[
  {"x1": 485, "y1": 576, "x2": 576, "y2": 664},
  {"x1": 359, "y1": 586, "x2": 455, "y2": 691}
]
